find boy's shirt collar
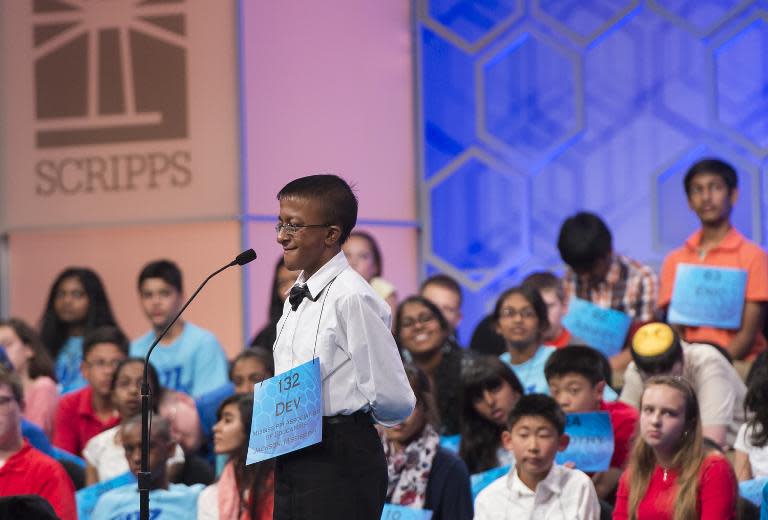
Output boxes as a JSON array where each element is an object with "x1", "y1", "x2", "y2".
[
  {"x1": 296, "y1": 250, "x2": 348, "y2": 299},
  {"x1": 509, "y1": 463, "x2": 563, "y2": 497},
  {"x1": 685, "y1": 227, "x2": 742, "y2": 252}
]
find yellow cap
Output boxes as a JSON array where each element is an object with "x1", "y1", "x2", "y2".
[{"x1": 632, "y1": 323, "x2": 675, "y2": 357}]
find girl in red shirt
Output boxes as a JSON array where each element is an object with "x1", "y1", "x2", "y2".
[{"x1": 613, "y1": 375, "x2": 736, "y2": 520}]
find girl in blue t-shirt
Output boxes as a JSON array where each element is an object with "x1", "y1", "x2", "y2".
[{"x1": 39, "y1": 267, "x2": 119, "y2": 394}]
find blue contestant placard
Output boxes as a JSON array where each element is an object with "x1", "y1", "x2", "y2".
[
  {"x1": 668, "y1": 264, "x2": 747, "y2": 329},
  {"x1": 247, "y1": 358, "x2": 322, "y2": 464},
  {"x1": 470, "y1": 465, "x2": 511, "y2": 499},
  {"x1": 562, "y1": 298, "x2": 632, "y2": 357},
  {"x1": 381, "y1": 504, "x2": 433, "y2": 520},
  {"x1": 555, "y1": 412, "x2": 614, "y2": 472},
  {"x1": 439, "y1": 434, "x2": 461, "y2": 454},
  {"x1": 76, "y1": 471, "x2": 135, "y2": 520},
  {"x1": 739, "y1": 477, "x2": 768, "y2": 507}
]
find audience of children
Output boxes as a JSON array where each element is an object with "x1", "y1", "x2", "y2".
[
  {"x1": 0, "y1": 318, "x2": 58, "y2": 437},
  {"x1": 130, "y1": 259, "x2": 230, "y2": 398},
  {"x1": 6, "y1": 157, "x2": 768, "y2": 517},
  {"x1": 495, "y1": 285, "x2": 556, "y2": 394},
  {"x1": 39, "y1": 267, "x2": 119, "y2": 394},
  {"x1": 459, "y1": 355, "x2": 523, "y2": 474},
  {"x1": 620, "y1": 322, "x2": 745, "y2": 449},
  {"x1": 544, "y1": 346, "x2": 638, "y2": 499},
  {"x1": 381, "y1": 364, "x2": 473, "y2": 519},
  {"x1": 613, "y1": 375, "x2": 737, "y2": 519},
  {"x1": 394, "y1": 295, "x2": 464, "y2": 435},
  {"x1": 197, "y1": 393, "x2": 274, "y2": 520},
  {"x1": 474, "y1": 393, "x2": 601, "y2": 519}
]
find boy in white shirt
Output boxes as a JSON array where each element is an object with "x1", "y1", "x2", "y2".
[{"x1": 474, "y1": 394, "x2": 600, "y2": 520}]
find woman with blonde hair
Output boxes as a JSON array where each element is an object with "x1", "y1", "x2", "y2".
[{"x1": 613, "y1": 375, "x2": 736, "y2": 519}]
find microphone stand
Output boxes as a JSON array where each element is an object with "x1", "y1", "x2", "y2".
[{"x1": 139, "y1": 249, "x2": 256, "y2": 520}]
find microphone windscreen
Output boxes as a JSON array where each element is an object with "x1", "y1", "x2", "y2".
[{"x1": 234, "y1": 249, "x2": 257, "y2": 266}]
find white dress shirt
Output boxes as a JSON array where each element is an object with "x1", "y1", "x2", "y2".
[
  {"x1": 474, "y1": 463, "x2": 600, "y2": 520},
  {"x1": 273, "y1": 251, "x2": 415, "y2": 426}
]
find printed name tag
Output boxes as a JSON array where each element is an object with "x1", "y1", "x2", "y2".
[
  {"x1": 247, "y1": 358, "x2": 322, "y2": 464},
  {"x1": 470, "y1": 465, "x2": 511, "y2": 499},
  {"x1": 668, "y1": 264, "x2": 747, "y2": 329},
  {"x1": 381, "y1": 504, "x2": 433, "y2": 520},
  {"x1": 739, "y1": 477, "x2": 768, "y2": 506},
  {"x1": 562, "y1": 298, "x2": 632, "y2": 357},
  {"x1": 555, "y1": 412, "x2": 614, "y2": 472},
  {"x1": 76, "y1": 472, "x2": 135, "y2": 520}
]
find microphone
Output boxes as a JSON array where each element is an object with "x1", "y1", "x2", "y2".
[{"x1": 138, "y1": 248, "x2": 256, "y2": 520}]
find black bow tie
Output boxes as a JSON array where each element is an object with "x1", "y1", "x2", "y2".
[{"x1": 289, "y1": 283, "x2": 311, "y2": 311}]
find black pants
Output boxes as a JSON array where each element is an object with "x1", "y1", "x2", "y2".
[{"x1": 274, "y1": 415, "x2": 388, "y2": 520}]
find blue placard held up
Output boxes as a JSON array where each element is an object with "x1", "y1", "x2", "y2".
[
  {"x1": 247, "y1": 358, "x2": 322, "y2": 464},
  {"x1": 739, "y1": 477, "x2": 768, "y2": 507},
  {"x1": 471, "y1": 465, "x2": 511, "y2": 499},
  {"x1": 555, "y1": 412, "x2": 614, "y2": 472},
  {"x1": 668, "y1": 264, "x2": 747, "y2": 329},
  {"x1": 562, "y1": 298, "x2": 632, "y2": 358},
  {"x1": 381, "y1": 504, "x2": 433, "y2": 520},
  {"x1": 76, "y1": 471, "x2": 135, "y2": 520}
]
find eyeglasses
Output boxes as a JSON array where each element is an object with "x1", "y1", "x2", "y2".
[
  {"x1": 86, "y1": 359, "x2": 122, "y2": 370},
  {"x1": 498, "y1": 307, "x2": 537, "y2": 320},
  {"x1": 400, "y1": 313, "x2": 436, "y2": 329},
  {"x1": 275, "y1": 223, "x2": 329, "y2": 236}
]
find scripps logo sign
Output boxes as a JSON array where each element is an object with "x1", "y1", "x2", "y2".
[{"x1": 32, "y1": 0, "x2": 191, "y2": 195}]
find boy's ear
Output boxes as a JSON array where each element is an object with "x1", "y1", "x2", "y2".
[
  {"x1": 557, "y1": 433, "x2": 570, "y2": 452},
  {"x1": 325, "y1": 225, "x2": 342, "y2": 246},
  {"x1": 501, "y1": 430, "x2": 514, "y2": 452},
  {"x1": 730, "y1": 187, "x2": 739, "y2": 206},
  {"x1": 80, "y1": 361, "x2": 89, "y2": 379},
  {"x1": 594, "y1": 380, "x2": 606, "y2": 401}
]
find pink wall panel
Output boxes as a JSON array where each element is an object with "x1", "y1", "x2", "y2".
[{"x1": 9, "y1": 222, "x2": 244, "y2": 358}]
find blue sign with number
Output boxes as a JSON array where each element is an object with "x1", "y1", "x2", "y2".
[
  {"x1": 669, "y1": 264, "x2": 747, "y2": 329},
  {"x1": 555, "y1": 412, "x2": 614, "y2": 472},
  {"x1": 247, "y1": 358, "x2": 322, "y2": 464},
  {"x1": 562, "y1": 298, "x2": 632, "y2": 357},
  {"x1": 381, "y1": 504, "x2": 433, "y2": 520},
  {"x1": 739, "y1": 477, "x2": 768, "y2": 507},
  {"x1": 470, "y1": 465, "x2": 511, "y2": 499},
  {"x1": 76, "y1": 471, "x2": 135, "y2": 520}
]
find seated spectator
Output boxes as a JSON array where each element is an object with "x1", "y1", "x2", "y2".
[
  {"x1": 197, "y1": 393, "x2": 274, "y2": 519},
  {"x1": 0, "y1": 366, "x2": 76, "y2": 520},
  {"x1": 230, "y1": 347, "x2": 274, "y2": 395},
  {"x1": 91, "y1": 414, "x2": 204, "y2": 519},
  {"x1": 474, "y1": 394, "x2": 600, "y2": 519},
  {"x1": 53, "y1": 326, "x2": 128, "y2": 457},
  {"x1": 0, "y1": 318, "x2": 58, "y2": 437},
  {"x1": 544, "y1": 346, "x2": 638, "y2": 499},
  {"x1": 459, "y1": 356, "x2": 523, "y2": 474},
  {"x1": 395, "y1": 296, "x2": 464, "y2": 435},
  {"x1": 381, "y1": 365, "x2": 472, "y2": 520},
  {"x1": 558, "y1": 211, "x2": 657, "y2": 372},
  {"x1": 494, "y1": 286, "x2": 555, "y2": 394},
  {"x1": 658, "y1": 158, "x2": 768, "y2": 360},
  {"x1": 420, "y1": 274, "x2": 463, "y2": 341},
  {"x1": 620, "y1": 322, "x2": 745, "y2": 449},
  {"x1": 83, "y1": 358, "x2": 192, "y2": 485},
  {"x1": 343, "y1": 230, "x2": 398, "y2": 317},
  {"x1": 130, "y1": 259, "x2": 229, "y2": 397},
  {"x1": 39, "y1": 267, "x2": 119, "y2": 394},
  {"x1": 614, "y1": 376, "x2": 737, "y2": 519},
  {"x1": 522, "y1": 271, "x2": 578, "y2": 348},
  {"x1": 735, "y1": 360, "x2": 768, "y2": 481},
  {"x1": 249, "y1": 257, "x2": 297, "y2": 349}
]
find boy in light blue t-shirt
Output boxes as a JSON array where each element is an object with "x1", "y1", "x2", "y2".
[
  {"x1": 129, "y1": 259, "x2": 228, "y2": 397},
  {"x1": 91, "y1": 415, "x2": 203, "y2": 520}
]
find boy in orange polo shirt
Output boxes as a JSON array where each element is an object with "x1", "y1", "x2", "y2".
[{"x1": 658, "y1": 158, "x2": 768, "y2": 360}]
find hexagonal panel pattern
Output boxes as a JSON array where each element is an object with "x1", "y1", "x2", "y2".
[{"x1": 416, "y1": 0, "x2": 766, "y2": 344}]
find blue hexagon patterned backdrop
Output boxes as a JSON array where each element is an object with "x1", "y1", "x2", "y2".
[{"x1": 416, "y1": 0, "x2": 768, "y2": 344}]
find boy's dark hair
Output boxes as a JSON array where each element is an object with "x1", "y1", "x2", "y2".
[
  {"x1": 83, "y1": 326, "x2": 129, "y2": 359},
  {"x1": 0, "y1": 365, "x2": 23, "y2": 403},
  {"x1": 544, "y1": 346, "x2": 608, "y2": 386},
  {"x1": 420, "y1": 274, "x2": 463, "y2": 306},
  {"x1": 521, "y1": 271, "x2": 564, "y2": 302},
  {"x1": 631, "y1": 324, "x2": 683, "y2": 376},
  {"x1": 492, "y1": 285, "x2": 550, "y2": 332},
  {"x1": 277, "y1": 174, "x2": 358, "y2": 244},
  {"x1": 229, "y1": 347, "x2": 275, "y2": 381},
  {"x1": 507, "y1": 394, "x2": 566, "y2": 435},
  {"x1": 137, "y1": 259, "x2": 183, "y2": 293},
  {"x1": 684, "y1": 158, "x2": 738, "y2": 196},
  {"x1": 557, "y1": 212, "x2": 612, "y2": 272}
]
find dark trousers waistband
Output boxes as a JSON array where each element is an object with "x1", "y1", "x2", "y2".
[{"x1": 322, "y1": 410, "x2": 372, "y2": 425}]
